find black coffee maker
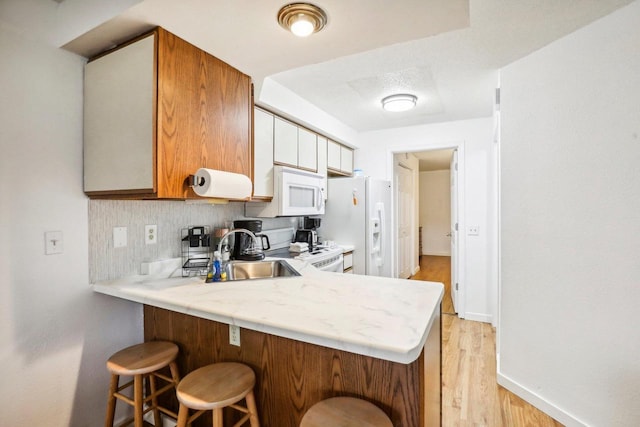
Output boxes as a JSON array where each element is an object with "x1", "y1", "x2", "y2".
[
  {"x1": 232, "y1": 220, "x2": 270, "y2": 261},
  {"x1": 295, "y1": 217, "x2": 321, "y2": 250}
]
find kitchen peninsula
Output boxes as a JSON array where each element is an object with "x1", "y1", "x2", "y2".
[{"x1": 94, "y1": 260, "x2": 443, "y2": 426}]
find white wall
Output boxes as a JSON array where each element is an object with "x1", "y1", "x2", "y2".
[
  {"x1": 358, "y1": 117, "x2": 495, "y2": 323},
  {"x1": 258, "y1": 78, "x2": 360, "y2": 148},
  {"x1": 419, "y1": 170, "x2": 451, "y2": 256},
  {"x1": 499, "y1": 1, "x2": 640, "y2": 425},
  {"x1": 0, "y1": 27, "x2": 142, "y2": 426}
]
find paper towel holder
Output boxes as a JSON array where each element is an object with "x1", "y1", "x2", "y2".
[
  {"x1": 187, "y1": 168, "x2": 253, "y2": 200},
  {"x1": 187, "y1": 174, "x2": 205, "y2": 188}
]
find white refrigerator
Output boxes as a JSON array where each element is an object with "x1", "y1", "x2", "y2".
[{"x1": 321, "y1": 176, "x2": 392, "y2": 277}]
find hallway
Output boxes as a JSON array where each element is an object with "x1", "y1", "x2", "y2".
[{"x1": 411, "y1": 256, "x2": 563, "y2": 426}]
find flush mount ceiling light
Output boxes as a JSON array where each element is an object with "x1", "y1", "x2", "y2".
[
  {"x1": 381, "y1": 94, "x2": 418, "y2": 112},
  {"x1": 278, "y1": 3, "x2": 327, "y2": 37}
]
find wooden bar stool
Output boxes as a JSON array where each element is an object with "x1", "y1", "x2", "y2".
[
  {"x1": 105, "y1": 341, "x2": 180, "y2": 427},
  {"x1": 176, "y1": 362, "x2": 259, "y2": 427},
  {"x1": 300, "y1": 397, "x2": 393, "y2": 427}
]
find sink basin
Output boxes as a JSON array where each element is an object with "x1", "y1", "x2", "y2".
[{"x1": 222, "y1": 260, "x2": 300, "y2": 282}]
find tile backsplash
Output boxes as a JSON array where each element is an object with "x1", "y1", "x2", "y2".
[{"x1": 88, "y1": 200, "x2": 298, "y2": 282}]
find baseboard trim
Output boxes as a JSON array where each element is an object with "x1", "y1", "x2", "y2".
[
  {"x1": 421, "y1": 251, "x2": 451, "y2": 256},
  {"x1": 496, "y1": 368, "x2": 587, "y2": 427},
  {"x1": 143, "y1": 411, "x2": 177, "y2": 427},
  {"x1": 463, "y1": 311, "x2": 492, "y2": 324}
]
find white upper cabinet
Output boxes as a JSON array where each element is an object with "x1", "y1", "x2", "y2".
[
  {"x1": 253, "y1": 107, "x2": 274, "y2": 199},
  {"x1": 340, "y1": 146, "x2": 353, "y2": 174},
  {"x1": 84, "y1": 34, "x2": 155, "y2": 193},
  {"x1": 273, "y1": 117, "x2": 317, "y2": 172},
  {"x1": 274, "y1": 117, "x2": 298, "y2": 167},
  {"x1": 298, "y1": 128, "x2": 318, "y2": 171},
  {"x1": 327, "y1": 139, "x2": 341, "y2": 171},
  {"x1": 327, "y1": 139, "x2": 353, "y2": 176}
]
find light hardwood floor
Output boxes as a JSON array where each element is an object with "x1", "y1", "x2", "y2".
[
  {"x1": 411, "y1": 255, "x2": 455, "y2": 314},
  {"x1": 411, "y1": 256, "x2": 564, "y2": 427}
]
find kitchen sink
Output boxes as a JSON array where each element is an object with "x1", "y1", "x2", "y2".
[{"x1": 222, "y1": 260, "x2": 300, "y2": 282}]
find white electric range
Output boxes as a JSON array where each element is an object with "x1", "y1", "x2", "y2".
[{"x1": 261, "y1": 227, "x2": 344, "y2": 272}]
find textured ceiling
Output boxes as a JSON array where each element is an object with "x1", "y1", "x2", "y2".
[{"x1": 55, "y1": 0, "x2": 637, "y2": 132}]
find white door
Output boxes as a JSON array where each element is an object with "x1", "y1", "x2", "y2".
[
  {"x1": 396, "y1": 164, "x2": 413, "y2": 279},
  {"x1": 450, "y1": 150, "x2": 459, "y2": 313}
]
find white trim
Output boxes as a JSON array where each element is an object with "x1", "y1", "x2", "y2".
[
  {"x1": 422, "y1": 250, "x2": 451, "y2": 256},
  {"x1": 497, "y1": 367, "x2": 588, "y2": 427},
  {"x1": 463, "y1": 311, "x2": 492, "y2": 323},
  {"x1": 412, "y1": 265, "x2": 420, "y2": 275},
  {"x1": 387, "y1": 141, "x2": 466, "y2": 318},
  {"x1": 144, "y1": 411, "x2": 177, "y2": 427}
]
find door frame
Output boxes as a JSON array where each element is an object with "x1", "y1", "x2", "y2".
[{"x1": 387, "y1": 141, "x2": 466, "y2": 318}]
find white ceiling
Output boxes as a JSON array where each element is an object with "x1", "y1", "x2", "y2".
[{"x1": 26, "y1": 0, "x2": 637, "y2": 133}]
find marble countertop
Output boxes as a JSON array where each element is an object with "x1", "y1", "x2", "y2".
[{"x1": 93, "y1": 259, "x2": 443, "y2": 364}]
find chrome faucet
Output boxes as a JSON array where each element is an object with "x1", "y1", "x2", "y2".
[{"x1": 217, "y1": 228, "x2": 260, "y2": 258}]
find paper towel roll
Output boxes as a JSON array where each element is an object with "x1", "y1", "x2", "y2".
[{"x1": 191, "y1": 168, "x2": 252, "y2": 199}]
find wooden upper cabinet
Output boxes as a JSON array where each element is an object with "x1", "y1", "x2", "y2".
[{"x1": 84, "y1": 28, "x2": 252, "y2": 199}]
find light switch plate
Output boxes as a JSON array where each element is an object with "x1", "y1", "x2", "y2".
[
  {"x1": 113, "y1": 227, "x2": 127, "y2": 248},
  {"x1": 45, "y1": 231, "x2": 63, "y2": 255}
]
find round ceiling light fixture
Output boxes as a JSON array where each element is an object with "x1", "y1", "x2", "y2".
[
  {"x1": 381, "y1": 94, "x2": 418, "y2": 112},
  {"x1": 278, "y1": 3, "x2": 327, "y2": 37}
]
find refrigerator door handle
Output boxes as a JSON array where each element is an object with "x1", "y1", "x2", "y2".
[{"x1": 378, "y1": 203, "x2": 385, "y2": 266}]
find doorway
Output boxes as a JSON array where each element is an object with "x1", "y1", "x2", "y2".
[{"x1": 390, "y1": 143, "x2": 466, "y2": 318}]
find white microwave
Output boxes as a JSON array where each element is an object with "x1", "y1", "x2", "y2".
[{"x1": 245, "y1": 166, "x2": 325, "y2": 217}]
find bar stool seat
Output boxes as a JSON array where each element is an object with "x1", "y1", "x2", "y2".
[
  {"x1": 176, "y1": 362, "x2": 259, "y2": 427},
  {"x1": 300, "y1": 397, "x2": 393, "y2": 427},
  {"x1": 105, "y1": 341, "x2": 180, "y2": 427}
]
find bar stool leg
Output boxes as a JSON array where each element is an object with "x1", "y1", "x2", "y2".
[
  {"x1": 176, "y1": 403, "x2": 189, "y2": 427},
  {"x1": 169, "y1": 360, "x2": 181, "y2": 385},
  {"x1": 105, "y1": 374, "x2": 119, "y2": 427},
  {"x1": 245, "y1": 391, "x2": 260, "y2": 427},
  {"x1": 134, "y1": 374, "x2": 144, "y2": 427},
  {"x1": 149, "y1": 373, "x2": 161, "y2": 426},
  {"x1": 213, "y1": 408, "x2": 223, "y2": 427}
]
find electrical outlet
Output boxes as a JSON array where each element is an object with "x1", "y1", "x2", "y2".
[
  {"x1": 45, "y1": 231, "x2": 63, "y2": 255},
  {"x1": 145, "y1": 224, "x2": 157, "y2": 245},
  {"x1": 113, "y1": 227, "x2": 127, "y2": 248},
  {"x1": 229, "y1": 325, "x2": 241, "y2": 346},
  {"x1": 468, "y1": 225, "x2": 480, "y2": 236}
]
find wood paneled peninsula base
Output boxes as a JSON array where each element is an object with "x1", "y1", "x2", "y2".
[
  {"x1": 144, "y1": 305, "x2": 441, "y2": 427},
  {"x1": 93, "y1": 260, "x2": 443, "y2": 426}
]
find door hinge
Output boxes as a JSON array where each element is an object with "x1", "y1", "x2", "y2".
[
  {"x1": 455, "y1": 162, "x2": 458, "y2": 171},
  {"x1": 455, "y1": 222, "x2": 458, "y2": 231},
  {"x1": 455, "y1": 282, "x2": 459, "y2": 291}
]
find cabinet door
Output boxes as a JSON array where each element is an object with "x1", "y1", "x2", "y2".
[
  {"x1": 84, "y1": 34, "x2": 155, "y2": 193},
  {"x1": 298, "y1": 127, "x2": 317, "y2": 171},
  {"x1": 157, "y1": 28, "x2": 252, "y2": 198},
  {"x1": 253, "y1": 108, "x2": 274, "y2": 198},
  {"x1": 274, "y1": 117, "x2": 298, "y2": 167},
  {"x1": 340, "y1": 146, "x2": 353, "y2": 174},
  {"x1": 317, "y1": 136, "x2": 328, "y2": 200},
  {"x1": 327, "y1": 139, "x2": 341, "y2": 171}
]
